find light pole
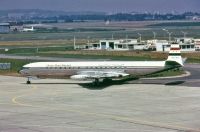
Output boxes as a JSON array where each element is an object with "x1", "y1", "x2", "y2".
[
  {"x1": 167, "y1": 32, "x2": 173, "y2": 42},
  {"x1": 152, "y1": 31, "x2": 156, "y2": 39},
  {"x1": 163, "y1": 29, "x2": 172, "y2": 43},
  {"x1": 126, "y1": 34, "x2": 128, "y2": 41},
  {"x1": 162, "y1": 28, "x2": 167, "y2": 39},
  {"x1": 137, "y1": 33, "x2": 141, "y2": 42},
  {"x1": 87, "y1": 36, "x2": 90, "y2": 48},
  {"x1": 181, "y1": 31, "x2": 187, "y2": 38},
  {"x1": 73, "y1": 36, "x2": 76, "y2": 50}
]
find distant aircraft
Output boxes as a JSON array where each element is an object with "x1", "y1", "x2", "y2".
[
  {"x1": 20, "y1": 44, "x2": 184, "y2": 85},
  {"x1": 22, "y1": 26, "x2": 34, "y2": 32}
]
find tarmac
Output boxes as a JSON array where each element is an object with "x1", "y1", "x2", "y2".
[
  {"x1": 135, "y1": 64, "x2": 200, "y2": 87},
  {"x1": 0, "y1": 74, "x2": 200, "y2": 132}
]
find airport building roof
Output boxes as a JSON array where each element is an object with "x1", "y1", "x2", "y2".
[{"x1": 0, "y1": 23, "x2": 10, "y2": 26}]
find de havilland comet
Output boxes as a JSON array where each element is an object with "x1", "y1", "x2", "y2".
[{"x1": 20, "y1": 44, "x2": 184, "y2": 85}]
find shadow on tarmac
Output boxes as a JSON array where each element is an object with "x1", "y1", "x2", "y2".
[
  {"x1": 79, "y1": 76, "x2": 141, "y2": 90},
  {"x1": 165, "y1": 81, "x2": 185, "y2": 85},
  {"x1": 22, "y1": 77, "x2": 185, "y2": 90},
  {"x1": 79, "y1": 80, "x2": 185, "y2": 90}
]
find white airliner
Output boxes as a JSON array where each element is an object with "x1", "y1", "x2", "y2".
[
  {"x1": 20, "y1": 44, "x2": 184, "y2": 85},
  {"x1": 22, "y1": 26, "x2": 34, "y2": 32}
]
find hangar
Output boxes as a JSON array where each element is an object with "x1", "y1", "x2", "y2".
[{"x1": 0, "y1": 23, "x2": 10, "y2": 33}]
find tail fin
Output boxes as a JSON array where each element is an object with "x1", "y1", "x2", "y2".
[{"x1": 165, "y1": 44, "x2": 184, "y2": 67}]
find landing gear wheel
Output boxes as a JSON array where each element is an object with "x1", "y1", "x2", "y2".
[
  {"x1": 26, "y1": 81, "x2": 31, "y2": 84},
  {"x1": 26, "y1": 77, "x2": 31, "y2": 84},
  {"x1": 93, "y1": 78, "x2": 100, "y2": 86}
]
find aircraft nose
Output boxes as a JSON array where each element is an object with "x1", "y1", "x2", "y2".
[
  {"x1": 19, "y1": 69, "x2": 28, "y2": 75},
  {"x1": 19, "y1": 69, "x2": 25, "y2": 74}
]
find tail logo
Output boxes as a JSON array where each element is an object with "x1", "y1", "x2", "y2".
[{"x1": 166, "y1": 44, "x2": 183, "y2": 66}]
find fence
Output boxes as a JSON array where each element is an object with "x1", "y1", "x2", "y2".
[{"x1": 0, "y1": 63, "x2": 11, "y2": 70}]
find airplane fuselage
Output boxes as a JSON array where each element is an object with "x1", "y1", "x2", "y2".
[{"x1": 20, "y1": 61, "x2": 166, "y2": 79}]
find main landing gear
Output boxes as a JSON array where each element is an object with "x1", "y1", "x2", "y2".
[
  {"x1": 92, "y1": 78, "x2": 113, "y2": 86},
  {"x1": 93, "y1": 78, "x2": 100, "y2": 86},
  {"x1": 103, "y1": 78, "x2": 112, "y2": 84}
]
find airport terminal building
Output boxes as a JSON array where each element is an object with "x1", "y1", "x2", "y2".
[
  {"x1": 0, "y1": 23, "x2": 10, "y2": 33},
  {"x1": 155, "y1": 38, "x2": 196, "y2": 52},
  {"x1": 85, "y1": 37, "x2": 200, "y2": 52},
  {"x1": 88, "y1": 39, "x2": 146, "y2": 50}
]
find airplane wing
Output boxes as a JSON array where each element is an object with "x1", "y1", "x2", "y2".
[{"x1": 70, "y1": 71, "x2": 129, "y2": 80}]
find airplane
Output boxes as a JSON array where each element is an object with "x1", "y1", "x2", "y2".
[
  {"x1": 22, "y1": 26, "x2": 34, "y2": 32},
  {"x1": 20, "y1": 44, "x2": 184, "y2": 85}
]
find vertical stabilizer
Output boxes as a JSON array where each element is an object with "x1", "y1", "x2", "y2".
[{"x1": 166, "y1": 44, "x2": 183, "y2": 67}]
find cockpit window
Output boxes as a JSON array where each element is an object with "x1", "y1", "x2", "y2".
[{"x1": 23, "y1": 67, "x2": 30, "y2": 70}]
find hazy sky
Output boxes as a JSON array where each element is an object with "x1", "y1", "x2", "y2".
[{"x1": 1, "y1": 0, "x2": 199, "y2": 13}]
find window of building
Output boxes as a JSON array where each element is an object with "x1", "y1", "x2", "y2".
[
  {"x1": 109, "y1": 42, "x2": 114, "y2": 49},
  {"x1": 101, "y1": 42, "x2": 106, "y2": 49},
  {"x1": 182, "y1": 45, "x2": 186, "y2": 49},
  {"x1": 118, "y1": 45, "x2": 123, "y2": 48}
]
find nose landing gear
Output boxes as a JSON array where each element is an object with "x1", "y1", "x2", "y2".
[{"x1": 26, "y1": 77, "x2": 31, "y2": 84}]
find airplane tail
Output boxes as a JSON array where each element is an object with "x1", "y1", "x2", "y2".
[{"x1": 165, "y1": 44, "x2": 184, "y2": 67}]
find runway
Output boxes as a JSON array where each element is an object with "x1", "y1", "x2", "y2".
[
  {"x1": 0, "y1": 74, "x2": 200, "y2": 132},
  {"x1": 0, "y1": 54, "x2": 110, "y2": 61}
]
